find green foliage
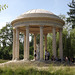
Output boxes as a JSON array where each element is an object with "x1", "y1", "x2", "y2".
[
  {"x1": 59, "y1": 14, "x2": 71, "y2": 30},
  {"x1": 36, "y1": 34, "x2": 40, "y2": 44},
  {"x1": 63, "y1": 29, "x2": 69, "y2": 57},
  {"x1": 0, "y1": 23, "x2": 13, "y2": 59},
  {"x1": 56, "y1": 32, "x2": 59, "y2": 56},
  {"x1": 19, "y1": 42, "x2": 24, "y2": 59},
  {"x1": 47, "y1": 28, "x2": 75, "y2": 58},
  {"x1": 0, "y1": 23, "x2": 34, "y2": 60},
  {"x1": 29, "y1": 46, "x2": 34, "y2": 60},
  {"x1": 29, "y1": 46, "x2": 34, "y2": 56},
  {"x1": 0, "y1": 65, "x2": 74, "y2": 75},
  {"x1": 67, "y1": 0, "x2": 75, "y2": 29},
  {"x1": 0, "y1": 68, "x2": 51, "y2": 75},
  {"x1": 29, "y1": 55, "x2": 34, "y2": 60},
  {"x1": 29, "y1": 34, "x2": 34, "y2": 58},
  {"x1": 59, "y1": 14, "x2": 75, "y2": 58},
  {"x1": 47, "y1": 33, "x2": 52, "y2": 58},
  {"x1": 70, "y1": 29, "x2": 75, "y2": 57},
  {"x1": 0, "y1": 59, "x2": 8, "y2": 63},
  {"x1": 0, "y1": 4, "x2": 8, "y2": 12},
  {"x1": 62, "y1": 28, "x2": 75, "y2": 58}
]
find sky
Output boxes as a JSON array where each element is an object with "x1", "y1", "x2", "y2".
[{"x1": 0, "y1": 0, "x2": 72, "y2": 29}]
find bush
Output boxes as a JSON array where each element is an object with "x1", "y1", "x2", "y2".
[
  {"x1": 19, "y1": 54, "x2": 23, "y2": 59},
  {"x1": 0, "y1": 66, "x2": 74, "y2": 75},
  {"x1": 29, "y1": 55, "x2": 34, "y2": 60},
  {"x1": 0, "y1": 68, "x2": 51, "y2": 75}
]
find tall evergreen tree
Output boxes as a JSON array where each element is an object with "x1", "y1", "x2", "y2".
[{"x1": 67, "y1": 0, "x2": 75, "y2": 29}]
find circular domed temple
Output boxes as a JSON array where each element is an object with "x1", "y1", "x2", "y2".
[{"x1": 11, "y1": 9, "x2": 65, "y2": 60}]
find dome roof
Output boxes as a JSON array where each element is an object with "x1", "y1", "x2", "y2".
[
  {"x1": 16, "y1": 9, "x2": 59, "y2": 19},
  {"x1": 20, "y1": 9, "x2": 53, "y2": 14},
  {"x1": 11, "y1": 9, "x2": 65, "y2": 26}
]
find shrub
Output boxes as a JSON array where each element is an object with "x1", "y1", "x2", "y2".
[{"x1": 29, "y1": 55, "x2": 34, "y2": 60}]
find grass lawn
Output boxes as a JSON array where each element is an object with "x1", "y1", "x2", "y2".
[
  {"x1": 0, "y1": 60, "x2": 75, "y2": 75},
  {"x1": 0, "y1": 59, "x2": 9, "y2": 63}
]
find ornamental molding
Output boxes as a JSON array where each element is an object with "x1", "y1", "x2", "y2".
[{"x1": 13, "y1": 20, "x2": 63, "y2": 28}]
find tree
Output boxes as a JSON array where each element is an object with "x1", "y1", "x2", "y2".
[
  {"x1": 59, "y1": 14, "x2": 75, "y2": 58},
  {"x1": 62, "y1": 29, "x2": 71, "y2": 57},
  {"x1": 0, "y1": 4, "x2": 8, "y2": 12},
  {"x1": 67, "y1": 0, "x2": 75, "y2": 29},
  {"x1": 59, "y1": 14, "x2": 71, "y2": 31},
  {"x1": 0, "y1": 23, "x2": 25, "y2": 59},
  {"x1": 0, "y1": 23, "x2": 13, "y2": 59},
  {"x1": 47, "y1": 33, "x2": 52, "y2": 57},
  {"x1": 70, "y1": 29, "x2": 75, "y2": 57}
]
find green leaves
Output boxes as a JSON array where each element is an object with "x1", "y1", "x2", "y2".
[
  {"x1": 67, "y1": 0, "x2": 75, "y2": 29},
  {"x1": 0, "y1": 4, "x2": 8, "y2": 12},
  {"x1": 0, "y1": 23, "x2": 13, "y2": 59}
]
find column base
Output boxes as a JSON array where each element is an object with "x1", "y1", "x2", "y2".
[
  {"x1": 12, "y1": 59, "x2": 18, "y2": 62},
  {"x1": 39, "y1": 59, "x2": 44, "y2": 61},
  {"x1": 23, "y1": 58, "x2": 29, "y2": 61},
  {"x1": 13, "y1": 58, "x2": 19, "y2": 60},
  {"x1": 12, "y1": 58, "x2": 15, "y2": 60},
  {"x1": 38, "y1": 59, "x2": 45, "y2": 62},
  {"x1": 12, "y1": 58, "x2": 19, "y2": 60}
]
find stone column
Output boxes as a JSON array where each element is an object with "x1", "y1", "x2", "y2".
[
  {"x1": 52, "y1": 27, "x2": 56, "y2": 58},
  {"x1": 34, "y1": 34, "x2": 36, "y2": 51},
  {"x1": 59, "y1": 28, "x2": 63, "y2": 60},
  {"x1": 40, "y1": 26, "x2": 43, "y2": 60},
  {"x1": 13, "y1": 29, "x2": 16, "y2": 60},
  {"x1": 24, "y1": 32, "x2": 26, "y2": 60},
  {"x1": 26, "y1": 26, "x2": 29, "y2": 60},
  {"x1": 45, "y1": 34, "x2": 47, "y2": 50},
  {"x1": 16, "y1": 27, "x2": 19, "y2": 60}
]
